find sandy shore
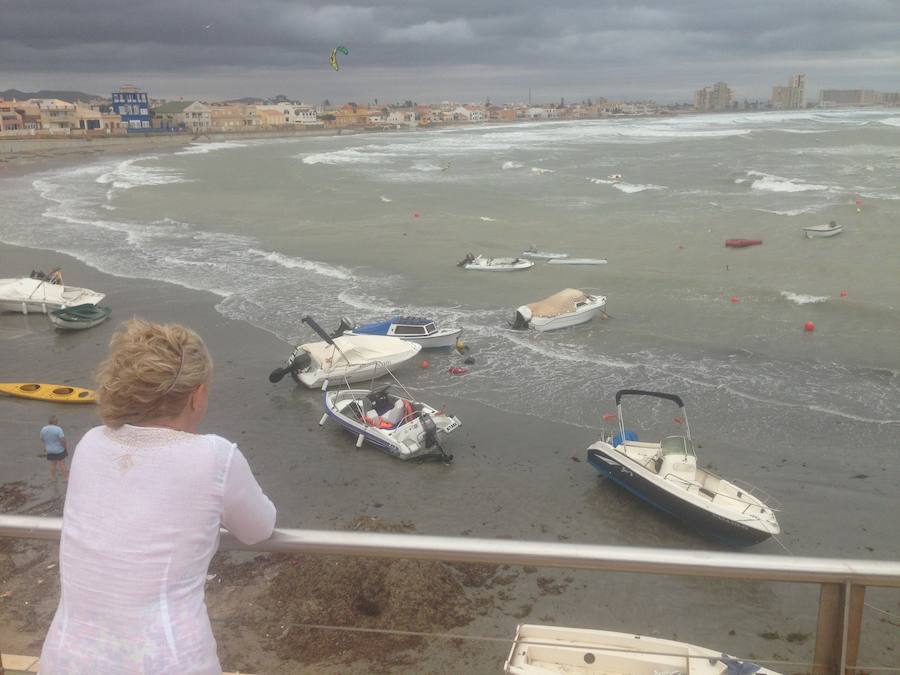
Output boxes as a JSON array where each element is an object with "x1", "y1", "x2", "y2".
[{"x1": 1, "y1": 243, "x2": 898, "y2": 667}]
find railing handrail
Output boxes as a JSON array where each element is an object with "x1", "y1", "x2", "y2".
[{"x1": 2, "y1": 515, "x2": 899, "y2": 588}]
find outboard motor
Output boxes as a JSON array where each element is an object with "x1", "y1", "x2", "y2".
[
  {"x1": 331, "y1": 317, "x2": 354, "y2": 338},
  {"x1": 420, "y1": 413, "x2": 438, "y2": 448},
  {"x1": 510, "y1": 305, "x2": 532, "y2": 330}
]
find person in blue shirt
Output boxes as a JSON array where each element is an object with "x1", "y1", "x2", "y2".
[{"x1": 40, "y1": 415, "x2": 68, "y2": 480}]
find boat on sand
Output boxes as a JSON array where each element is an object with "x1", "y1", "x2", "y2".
[
  {"x1": 511, "y1": 289, "x2": 607, "y2": 332},
  {"x1": 49, "y1": 304, "x2": 112, "y2": 330},
  {"x1": 0, "y1": 278, "x2": 105, "y2": 314},
  {"x1": 504, "y1": 623, "x2": 779, "y2": 675}
]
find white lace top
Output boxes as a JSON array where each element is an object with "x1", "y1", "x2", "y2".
[{"x1": 40, "y1": 425, "x2": 277, "y2": 674}]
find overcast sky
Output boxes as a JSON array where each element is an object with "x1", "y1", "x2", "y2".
[{"x1": 2, "y1": 0, "x2": 899, "y2": 103}]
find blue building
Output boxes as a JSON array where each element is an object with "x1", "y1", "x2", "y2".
[{"x1": 111, "y1": 85, "x2": 151, "y2": 130}]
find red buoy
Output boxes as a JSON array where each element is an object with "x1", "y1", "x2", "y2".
[
  {"x1": 804, "y1": 321, "x2": 816, "y2": 332},
  {"x1": 413, "y1": 212, "x2": 421, "y2": 218},
  {"x1": 730, "y1": 296, "x2": 739, "y2": 303},
  {"x1": 421, "y1": 359, "x2": 430, "y2": 369},
  {"x1": 448, "y1": 367, "x2": 468, "y2": 375},
  {"x1": 839, "y1": 290, "x2": 848, "y2": 298},
  {"x1": 601, "y1": 412, "x2": 617, "y2": 422}
]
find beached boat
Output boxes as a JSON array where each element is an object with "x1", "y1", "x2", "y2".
[
  {"x1": 802, "y1": 220, "x2": 842, "y2": 238},
  {"x1": 0, "y1": 278, "x2": 105, "y2": 315},
  {"x1": 458, "y1": 254, "x2": 534, "y2": 271},
  {"x1": 511, "y1": 289, "x2": 607, "y2": 332},
  {"x1": 339, "y1": 316, "x2": 463, "y2": 349},
  {"x1": 320, "y1": 381, "x2": 460, "y2": 462},
  {"x1": 504, "y1": 624, "x2": 780, "y2": 675},
  {"x1": 522, "y1": 247, "x2": 569, "y2": 260},
  {"x1": 546, "y1": 257, "x2": 608, "y2": 266},
  {"x1": 0, "y1": 382, "x2": 96, "y2": 404},
  {"x1": 586, "y1": 389, "x2": 780, "y2": 547},
  {"x1": 269, "y1": 316, "x2": 421, "y2": 389},
  {"x1": 724, "y1": 239, "x2": 763, "y2": 248},
  {"x1": 48, "y1": 304, "x2": 112, "y2": 330}
]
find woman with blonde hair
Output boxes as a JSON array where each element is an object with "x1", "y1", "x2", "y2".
[{"x1": 41, "y1": 318, "x2": 276, "y2": 674}]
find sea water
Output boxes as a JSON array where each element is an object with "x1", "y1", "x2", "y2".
[{"x1": 1, "y1": 109, "x2": 898, "y2": 486}]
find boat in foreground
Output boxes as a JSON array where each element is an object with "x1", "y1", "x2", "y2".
[
  {"x1": 802, "y1": 220, "x2": 842, "y2": 238},
  {"x1": 586, "y1": 389, "x2": 780, "y2": 547},
  {"x1": 49, "y1": 304, "x2": 112, "y2": 330},
  {"x1": 458, "y1": 254, "x2": 534, "y2": 271},
  {"x1": 522, "y1": 246, "x2": 569, "y2": 260},
  {"x1": 505, "y1": 624, "x2": 779, "y2": 675},
  {"x1": 320, "y1": 382, "x2": 460, "y2": 461},
  {"x1": 340, "y1": 316, "x2": 463, "y2": 349},
  {"x1": 269, "y1": 316, "x2": 422, "y2": 389},
  {"x1": 546, "y1": 257, "x2": 608, "y2": 266},
  {"x1": 0, "y1": 278, "x2": 105, "y2": 314},
  {"x1": 511, "y1": 289, "x2": 607, "y2": 332},
  {"x1": 0, "y1": 382, "x2": 96, "y2": 404}
]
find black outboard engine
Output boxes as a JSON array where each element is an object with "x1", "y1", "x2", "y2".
[
  {"x1": 510, "y1": 305, "x2": 532, "y2": 330},
  {"x1": 331, "y1": 317, "x2": 354, "y2": 338},
  {"x1": 420, "y1": 413, "x2": 453, "y2": 462}
]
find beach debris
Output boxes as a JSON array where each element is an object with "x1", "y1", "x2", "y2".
[
  {"x1": 730, "y1": 295, "x2": 739, "y2": 303},
  {"x1": 463, "y1": 356, "x2": 475, "y2": 365},
  {"x1": 455, "y1": 339, "x2": 468, "y2": 353},
  {"x1": 448, "y1": 367, "x2": 468, "y2": 375},
  {"x1": 413, "y1": 212, "x2": 421, "y2": 218},
  {"x1": 804, "y1": 321, "x2": 816, "y2": 332},
  {"x1": 601, "y1": 411, "x2": 617, "y2": 422},
  {"x1": 421, "y1": 359, "x2": 430, "y2": 369},
  {"x1": 330, "y1": 45, "x2": 349, "y2": 71},
  {"x1": 840, "y1": 290, "x2": 848, "y2": 297}
]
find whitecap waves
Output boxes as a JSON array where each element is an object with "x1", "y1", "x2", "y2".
[
  {"x1": 747, "y1": 171, "x2": 828, "y2": 193},
  {"x1": 879, "y1": 117, "x2": 900, "y2": 128},
  {"x1": 501, "y1": 161, "x2": 524, "y2": 170},
  {"x1": 174, "y1": 141, "x2": 249, "y2": 156},
  {"x1": 95, "y1": 157, "x2": 188, "y2": 191},
  {"x1": 613, "y1": 182, "x2": 665, "y2": 194},
  {"x1": 780, "y1": 291, "x2": 829, "y2": 305}
]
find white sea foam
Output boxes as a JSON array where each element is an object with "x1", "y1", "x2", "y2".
[
  {"x1": 586, "y1": 177, "x2": 615, "y2": 185},
  {"x1": 754, "y1": 206, "x2": 819, "y2": 216},
  {"x1": 302, "y1": 148, "x2": 391, "y2": 165},
  {"x1": 531, "y1": 167, "x2": 554, "y2": 174},
  {"x1": 879, "y1": 117, "x2": 900, "y2": 128},
  {"x1": 613, "y1": 182, "x2": 665, "y2": 194},
  {"x1": 411, "y1": 161, "x2": 444, "y2": 172},
  {"x1": 249, "y1": 249, "x2": 352, "y2": 280},
  {"x1": 174, "y1": 141, "x2": 248, "y2": 156},
  {"x1": 747, "y1": 171, "x2": 828, "y2": 193},
  {"x1": 380, "y1": 195, "x2": 393, "y2": 202},
  {"x1": 780, "y1": 291, "x2": 829, "y2": 305},
  {"x1": 501, "y1": 161, "x2": 524, "y2": 170},
  {"x1": 95, "y1": 157, "x2": 188, "y2": 191},
  {"x1": 479, "y1": 216, "x2": 498, "y2": 221}
]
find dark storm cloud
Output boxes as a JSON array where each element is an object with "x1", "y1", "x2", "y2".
[{"x1": 2, "y1": 1, "x2": 899, "y2": 100}]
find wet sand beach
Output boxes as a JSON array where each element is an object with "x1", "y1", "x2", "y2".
[{"x1": 2, "y1": 240, "x2": 898, "y2": 672}]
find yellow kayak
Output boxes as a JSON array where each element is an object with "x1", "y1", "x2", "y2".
[{"x1": 0, "y1": 382, "x2": 96, "y2": 404}]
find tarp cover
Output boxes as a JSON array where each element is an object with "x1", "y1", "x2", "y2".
[{"x1": 527, "y1": 289, "x2": 587, "y2": 317}]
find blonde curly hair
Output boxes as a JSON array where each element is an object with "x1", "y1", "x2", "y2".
[{"x1": 96, "y1": 318, "x2": 212, "y2": 427}]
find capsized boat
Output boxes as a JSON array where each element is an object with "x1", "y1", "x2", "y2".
[
  {"x1": 458, "y1": 254, "x2": 534, "y2": 271},
  {"x1": 802, "y1": 220, "x2": 842, "y2": 238},
  {"x1": 268, "y1": 316, "x2": 421, "y2": 389},
  {"x1": 522, "y1": 246, "x2": 569, "y2": 260},
  {"x1": 546, "y1": 257, "x2": 608, "y2": 266},
  {"x1": 504, "y1": 624, "x2": 780, "y2": 675},
  {"x1": 586, "y1": 389, "x2": 780, "y2": 547},
  {"x1": 338, "y1": 316, "x2": 463, "y2": 349},
  {"x1": 49, "y1": 304, "x2": 112, "y2": 330},
  {"x1": 725, "y1": 239, "x2": 762, "y2": 248},
  {"x1": 0, "y1": 278, "x2": 105, "y2": 314},
  {"x1": 320, "y1": 381, "x2": 460, "y2": 462},
  {"x1": 511, "y1": 289, "x2": 607, "y2": 332},
  {"x1": 0, "y1": 382, "x2": 96, "y2": 404}
]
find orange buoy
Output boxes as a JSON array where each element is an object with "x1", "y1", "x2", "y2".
[
  {"x1": 601, "y1": 412, "x2": 617, "y2": 422},
  {"x1": 673, "y1": 416, "x2": 684, "y2": 424},
  {"x1": 730, "y1": 296, "x2": 739, "y2": 303},
  {"x1": 839, "y1": 290, "x2": 848, "y2": 298},
  {"x1": 421, "y1": 359, "x2": 430, "y2": 369},
  {"x1": 804, "y1": 321, "x2": 815, "y2": 332}
]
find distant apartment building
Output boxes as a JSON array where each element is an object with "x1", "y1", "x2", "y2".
[
  {"x1": 28, "y1": 99, "x2": 78, "y2": 131},
  {"x1": 152, "y1": 101, "x2": 210, "y2": 131},
  {"x1": 209, "y1": 103, "x2": 247, "y2": 130},
  {"x1": 112, "y1": 85, "x2": 151, "y2": 129},
  {"x1": 771, "y1": 74, "x2": 806, "y2": 109},
  {"x1": 694, "y1": 82, "x2": 732, "y2": 112},
  {"x1": 818, "y1": 90, "x2": 882, "y2": 107}
]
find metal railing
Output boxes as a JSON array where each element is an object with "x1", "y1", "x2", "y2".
[{"x1": 2, "y1": 515, "x2": 899, "y2": 675}]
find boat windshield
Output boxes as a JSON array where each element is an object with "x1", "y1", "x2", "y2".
[
  {"x1": 661, "y1": 436, "x2": 696, "y2": 457},
  {"x1": 424, "y1": 323, "x2": 436, "y2": 334}
]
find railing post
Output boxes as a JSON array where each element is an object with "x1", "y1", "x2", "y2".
[{"x1": 813, "y1": 583, "x2": 865, "y2": 675}]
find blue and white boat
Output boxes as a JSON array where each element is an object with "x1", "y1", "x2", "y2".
[
  {"x1": 586, "y1": 389, "x2": 781, "y2": 547},
  {"x1": 340, "y1": 316, "x2": 463, "y2": 349}
]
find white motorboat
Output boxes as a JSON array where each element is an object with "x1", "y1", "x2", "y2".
[
  {"x1": 586, "y1": 389, "x2": 780, "y2": 547},
  {"x1": 546, "y1": 257, "x2": 608, "y2": 266},
  {"x1": 320, "y1": 381, "x2": 461, "y2": 462},
  {"x1": 269, "y1": 316, "x2": 421, "y2": 389},
  {"x1": 338, "y1": 316, "x2": 463, "y2": 349},
  {"x1": 522, "y1": 246, "x2": 569, "y2": 260},
  {"x1": 0, "y1": 278, "x2": 105, "y2": 315},
  {"x1": 511, "y1": 289, "x2": 607, "y2": 332},
  {"x1": 802, "y1": 220, "x2": 842, "y2": 238},
  {"x1": 458, "y1": 254, "x2": 534, "y2": 271},
  {"x1": 505, "y1": 624, "x2": 780, "y2": 675}
]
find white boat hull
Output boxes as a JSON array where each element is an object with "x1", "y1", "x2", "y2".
[
  {"x1": 294, "y1": 335, "x2": 422, "y2": 389},
  {"x1": 803, "y1": 225, "x2": 842, "y2": 238},
  {"x1": 505, "y1": 624, "x2": 781, "y2": 675},
  {"x1": 461, "y1": 256, "x2": 534, "y2": 271},
  {"x1": 522, "y1": 250, "x2": 569, "y2": 260},
  {"x1": 346, "y1": 327, "x2": 462, "y2": 349},
  {"x1": 0, "y1": 278, "x2": 105, "y2": 315},
  {"x1": 546, "y1": 258, "x2": 608, "y2": 265},
  {"x1": 529, "y1": 297, "x2": 607, "y2": 332}
]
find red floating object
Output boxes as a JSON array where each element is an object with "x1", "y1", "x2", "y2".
[
  {"x1": 421, "y1": 359, "x2": 429, "y2": 369},
  {"x1": 673, "y1": 416, "x2": 684, "y2": 424},
  {"x1": 804, "y1": 321, "x2": 816, "y2": 332},
  {"x1": 601, "y1": 412, "x2": 617, "y2": 422},
  {"x1": 448, "y1": 367, "x2": 468, "y2": 375},
  {"x1": 413, "y1": 212, "x2": 421, "y2": 218},
  {"x1": 725, "y1": 239, "x2": 763, "y2": 248},
  {"x1": 730, "y1": 296, "x2": 739, "y2": 303},
  {"x1": 839, "y1": 290, "x2": 848, "y2": 298}
]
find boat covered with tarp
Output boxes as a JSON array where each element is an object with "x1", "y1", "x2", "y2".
[
  {"x1": 0, "y1": 278, "x2": 105, "y2": 315},
  {"x1": 511, "y1": 289, "x2": 607, "y2": 332}
]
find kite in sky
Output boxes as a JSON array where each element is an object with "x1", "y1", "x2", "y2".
[{"x1": 330, "y1": 45, "x2": 349, "y2": 71}]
